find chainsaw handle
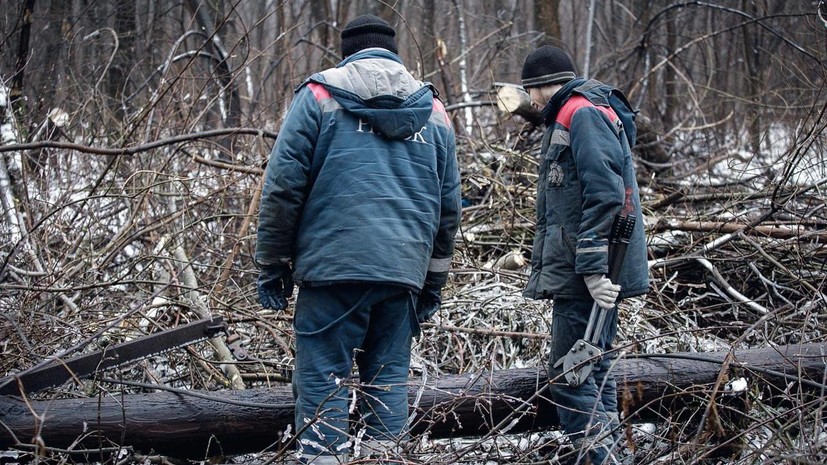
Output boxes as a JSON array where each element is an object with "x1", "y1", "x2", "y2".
[
  {"x1": 585, "y1": 214, "x2": 635, "y2": 343},
  {"x1": 607, "y1": 214, "x2": 636, "y2": 284}
]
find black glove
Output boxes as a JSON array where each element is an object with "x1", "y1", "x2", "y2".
[
  {"x1": 257, "y1": 263, "x2": 294, "y2": 310},
  {"x1": 416, "y1": 285, "x2": 441, "y2": 323},
  {"x1": 416, "y1": 270, "x2": 448, "y2": 323}
]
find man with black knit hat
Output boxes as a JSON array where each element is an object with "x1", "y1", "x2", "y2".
[
  {"x1": 256, "y1": 13, "x2": 460, "y2": 465},
  {"x1": 520, "y1": 45, "x2": 649, "y2": 465},
  {"x1": 340, "y1": 14, "x2": 399, "y2": 57}
]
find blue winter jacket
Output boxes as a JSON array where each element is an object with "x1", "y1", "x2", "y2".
[
  {"x1": 524, "y1": 78, "x2": 649, "y2": 300},
  {"x1": 255, "y1": 49, "x2": 461, "y2": 290}
]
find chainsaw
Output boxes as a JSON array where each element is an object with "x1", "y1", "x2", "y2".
[
  {"x1": 0, "y1": 316, "x2": 230, "y2": 397},
  {"x1": 554, "y1": 214, "x2": 636, "y2": 387}
]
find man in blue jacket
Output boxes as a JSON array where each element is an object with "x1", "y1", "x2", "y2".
[
  {"x1": 255, "y1": 14, "x2": 461, "y2": 465},
  {"x1": 521, "y1": 45, "x2": 649, "y2": 465}
]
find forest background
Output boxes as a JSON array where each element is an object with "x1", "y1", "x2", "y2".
[{"x1": 1, "y1": 1, "x2": 827, "y2": 464}]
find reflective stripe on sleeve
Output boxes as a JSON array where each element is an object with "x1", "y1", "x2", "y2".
[
  {"x1": 428, "y1": 257, "x2": 452, "y2": 273},
  {"x1": 576, "y1": 245, "x2": 608, "y2": 255}
]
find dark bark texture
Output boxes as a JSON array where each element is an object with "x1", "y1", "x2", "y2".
[{"x1": 2, "y1": 342, "x2": 825, "y2": 458}]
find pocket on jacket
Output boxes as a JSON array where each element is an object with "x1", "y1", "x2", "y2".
[
  {"x1": 542, "y1": 145, "x2": 577, "y2": 190},
  {"x1": 543, "y1": 225, "x2": 575, "y2": 270}
]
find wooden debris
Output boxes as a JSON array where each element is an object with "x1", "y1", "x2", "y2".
[{"x1": 2, "y1": 342, "x2": 825, "y2": 458}]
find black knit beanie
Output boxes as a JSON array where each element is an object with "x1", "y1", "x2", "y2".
[
  {"x1": 521, "y1": 45, "x2": 576, "y2": 89},
  {"x1": 340, "y1": 14, "x2": 398, "y2": 58}
]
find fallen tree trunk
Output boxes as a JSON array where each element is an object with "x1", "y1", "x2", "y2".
[
  {"x1": 654, "y1": 219, "x2": 827, "y2": 243},
  {"x1": 1, "y1": 343, "x2": 825, "y2": 458}
]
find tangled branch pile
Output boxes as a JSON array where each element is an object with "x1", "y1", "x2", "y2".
[
  {"x1": 439, "y1": 108, "x2": 827, "y2": 463},
  {"x1": 1, "y1": 104, "x2": 826, "y2": 464}
]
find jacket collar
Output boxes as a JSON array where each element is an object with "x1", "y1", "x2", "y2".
[
  {"x1": 338, "y1": 48, "x2": 403, "y2": 67},
  {"x1": 541, "y1": 77, "x2": 586, "y2": 126}
]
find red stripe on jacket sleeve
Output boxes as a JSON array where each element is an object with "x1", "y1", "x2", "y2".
[
  {"x1": 556, "y1": 95, "x2": 618, "y2": 129},
  {"x1": 307, "y1": 82, "x2": 332, "y2": 101},
  {"x1": 432, "y1": 98, "x2": 452, "y2": 126}
]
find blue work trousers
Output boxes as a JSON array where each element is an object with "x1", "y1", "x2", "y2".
[
  {"x1": 549, "y1": 297, "x2": 620, "y2": 465},
  {"x1": 292, "y1": 283, "x2": 416, "y2": 460}
]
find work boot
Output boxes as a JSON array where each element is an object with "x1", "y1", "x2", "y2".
[{"x1": 571, "y1": 434, "x2": 614, "y2": 465}]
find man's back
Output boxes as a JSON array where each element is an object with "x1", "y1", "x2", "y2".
[{"x1": 256, "y1": 49, "x2": 460, "y2": 291}]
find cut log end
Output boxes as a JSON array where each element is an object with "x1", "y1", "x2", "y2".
[{"x1": 496, "y1": 85, "x2": 542, "y2": 125}]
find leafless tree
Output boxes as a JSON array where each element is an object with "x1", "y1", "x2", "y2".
[{"x1": 1, "y1": 1, "x2": 826, "y2": 463}]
